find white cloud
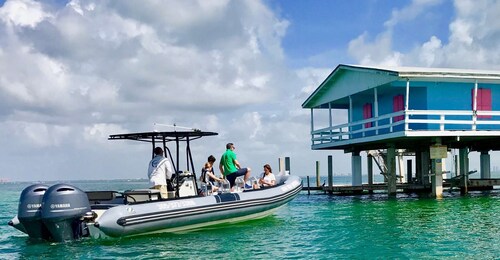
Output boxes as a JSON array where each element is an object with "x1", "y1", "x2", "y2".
[
  {"x1": 0, "y1": 0, "x2": 298, "y2": 181},
  {"x1": 296, "y1": 67, "x2": 331, "y2": 95},
  {"x1": 2, "y1": 0, "x2": 500, "y2": 182},
  {"x1": 0, "y1": 0, "x2": 51, "y2": 27},
  {"x1": 418, "y1": 36, "x2": 442, "y2": 66},
  {"x1": 0, "y1": 120, "x2": 70, "y2": 148},
  {"x1": 349, "y1": 0, "x2": 500, "y2": 70},
  {"x1": 384, "y1": 0, "x2": 443, "y2": 28},
  {"x1": 83, "y1": 123, "x2": 128, "y2": 143},
  {"x1": 348, "y1": 31, "x2": 403, "y2": 67}
]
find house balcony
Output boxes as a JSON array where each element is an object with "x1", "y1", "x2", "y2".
[{"x1": 310, "y1": 109, "x2": 500, "y2": 150}]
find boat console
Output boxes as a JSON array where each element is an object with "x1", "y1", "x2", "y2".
[{"x1": 173, "y1": 171, "x2": 197, "y2": 197}]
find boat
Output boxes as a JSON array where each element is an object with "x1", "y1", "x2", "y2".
[{"x1": 8, "y1": 130, "x2": 302, "y2": 242}]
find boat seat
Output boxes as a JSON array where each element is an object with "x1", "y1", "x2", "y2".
[
  {"x1": 86, "y1": 191, "x2": 117, "y2": 205},
  {"x1": 124, "y1": 189, "x2": 161, "y2": 204},
  {"x1": 275, "y1": 175, "x2": 289, "y2": 185}
]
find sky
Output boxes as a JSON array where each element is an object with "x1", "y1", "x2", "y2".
[{"x1": 1, "y1": 0, "x2": 500, "y2": 182}]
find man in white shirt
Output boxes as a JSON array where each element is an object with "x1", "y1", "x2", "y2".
[{"x1": 148, "y1": 147, "x2": 174, "y2": 199}]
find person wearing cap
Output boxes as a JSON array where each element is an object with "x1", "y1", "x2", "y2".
[
  {"x1": 148, "y1": 147, "x2": 174, "y2": 199},
  {"x1": 219, "y1": 143, "x2": 251, "y2": 188}
]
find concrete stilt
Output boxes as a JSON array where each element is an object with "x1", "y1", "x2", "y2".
[
  {"x1": 431, "y1": 158, "x2": 444, "y2": 198},
  {"x1": 387, "y1": 146, "x2": 397, "y2": 195},
  {"x1": 430, "y1": 139, "x2": 444, "y2": 198},
  {"x1": 480, "y1": 151, "x2": 491, "y2": 179},
  {"x1": 431, "y1": 159, "x2": 443, "y2": 199},
  {"x1": 459, "y1": 148, "x2": 469, "y2": 195},
  {"x1": 367, "y1": 155, "x2": 373, "y2": 185},
  {"x1": 398, "y1": 151, "x2": 405, "y2": 183},
  {"x1": 351, "y1": 152, "x2": 362, "y2": 186}
]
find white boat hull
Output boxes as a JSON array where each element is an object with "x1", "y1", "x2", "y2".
[{"x1": 93, "y1": 175, "x2": 302, "y2": 238}]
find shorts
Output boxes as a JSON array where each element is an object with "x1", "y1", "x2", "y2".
[{"x1": 226, "y1": 168, "x2": 248, "y2": 187}]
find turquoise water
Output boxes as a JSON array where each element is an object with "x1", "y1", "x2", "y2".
[{"x1": 1, "y1": 179, "x2": 499, "y2": 259}]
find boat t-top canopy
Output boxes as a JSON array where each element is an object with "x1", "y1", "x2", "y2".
[
  {"x1": 109, "y1": 130, "x2": 218, "y2": 196},
  {"x1": 108, "y1": 130, "x2": 218, "y2": 143}
]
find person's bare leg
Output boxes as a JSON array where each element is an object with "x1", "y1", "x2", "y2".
[{"x1": 244, "y1": 168, "x2": 252, "y2": 182}]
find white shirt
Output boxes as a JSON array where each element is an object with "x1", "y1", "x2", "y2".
[
  {"x1": 148, "y1": 155, "x2": 174, "y2": 187},
  {"x1": 261, "y1": 173, "x2": 276, "y2": 186}
]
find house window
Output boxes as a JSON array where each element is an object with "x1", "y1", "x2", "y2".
[
  {"x1": 363, "y1": 103, "x2": 373, "y2": 128},
  {"x1": 393, "y1": 94, "x2": 405, "y2": 122},
  {"x1": 472, "y1": 88, "x2": 492, "y2": 119}
]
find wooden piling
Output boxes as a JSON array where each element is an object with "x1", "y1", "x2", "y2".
[
  {"x1": 285, "y1": 157, "x2": 290, "y2": 173},
  {"x1": 328, "y1": 155, "x2": 333, "y2": 194},
  {"x1": 407, "y1": 159, "x2": 412, "y2": 183},
  {"x1": 307, "y1": 176, "x2": 311, "y2": 195},
  {"x1": 315, "y1": 161, "x2": 320, "y2": 187}
]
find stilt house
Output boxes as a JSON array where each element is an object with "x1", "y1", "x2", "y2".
[{"x1": 302, "y1": 64, "x2": 500, "y2": 196}]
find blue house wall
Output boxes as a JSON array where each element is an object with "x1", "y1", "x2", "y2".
[
  {"x1": 350, "y1": 83, "x2": 428, "y2": 137},
  {"x1": 426, "y1": 82, "x2": 500, "y2": 130},
  {"x1": 349, "y1": 81, "x2": 500, "y2": 139}
]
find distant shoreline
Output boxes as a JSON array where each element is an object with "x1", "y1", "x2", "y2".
[{"x1": 0, "y1": 178, "x2": 149, "y2": 184}]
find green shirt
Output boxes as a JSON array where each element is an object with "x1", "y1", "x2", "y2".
[{"x1": 220, "y1": 149, "x2": 237, "y2": 176}]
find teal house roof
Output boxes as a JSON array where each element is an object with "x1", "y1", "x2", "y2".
[{"x1": 302, "y1": 64, "x2": 500, "y2": 109}]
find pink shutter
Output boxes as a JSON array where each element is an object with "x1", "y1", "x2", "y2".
[
  {"x1": 393, "y1": 95, "x2": 404, "y2": 122},
  {"x1": 363, "y1": 103, "x2": 373, "y2": 128},
  {"x1": 477, "y1": 88, "x2": 492, "y2": 119}
]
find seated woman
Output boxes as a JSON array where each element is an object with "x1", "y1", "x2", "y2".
[{"x1": 258, "y1": 164, "x2": 276, "y2": 188}]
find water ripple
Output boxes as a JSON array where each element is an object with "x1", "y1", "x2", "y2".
[{"x1": 1, "y1": 183, "x2": 499, "y2": 259}]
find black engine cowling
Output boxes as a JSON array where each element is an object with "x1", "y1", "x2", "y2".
[
  {"x1": 40, "y1": 184, "x2": 91, "y2": 242},
  {"x1": 17, "y1": 184, "x2": 51, "y2": 240}
]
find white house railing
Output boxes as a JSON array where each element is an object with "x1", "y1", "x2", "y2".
[{"x1": 311, "y1": 110, "x2": 500, "y2": 146}]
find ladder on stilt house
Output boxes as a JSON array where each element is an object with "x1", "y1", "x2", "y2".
[{"x1": 368, "y1": 150, "x2": 406, "y2": 183}]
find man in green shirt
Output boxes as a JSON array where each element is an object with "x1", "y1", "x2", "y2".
[{"x1": 219, "y1": 143, "x2": 251, "y2": 188}]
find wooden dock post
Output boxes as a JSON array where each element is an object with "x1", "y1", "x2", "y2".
[
  {"x1": 421, "y1": 150, "x2": 431, "y2": 185},
  {"x1": 387, "y1": 146, "x2": 397, "y2": 196},
  {"x1": 316, "y1": 161, "x2": 320, "y2": 187},
  {"x1": 459, "y1": 148, "x2": 469, "y2": 194},
  {"x1": 328, "y1": 155, "x2": 333, "y2": 193},
  {"x1": 367, "y1": 155, "x2": 373, "y2": 194},
  {"x1": 454, "y1": 154, "x2": 458, "y2": 178},
  {"x1": 407, "y1": 159, "x2": 412, "y2": 183},
  {"x1": 285, "y1": 157, "x2": 291, "y2": 174},
  {"x1": 415, "y1": 148, "x2": 422, "y2": 184},
  {"x1": 307, "y1": 176, "x2": 311, "y2": 195}
]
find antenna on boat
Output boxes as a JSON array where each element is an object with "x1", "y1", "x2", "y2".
[{"x1": 153, "y1": 123, "x2": 201, "y2": 132}]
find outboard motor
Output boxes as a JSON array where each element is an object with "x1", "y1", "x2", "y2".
[
  {"x1": 17, "y1": 184, "x2": 51, "y2": 240},
  {"x1": 41, "y1": 184, "x2": 91, "y2": 242}
]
